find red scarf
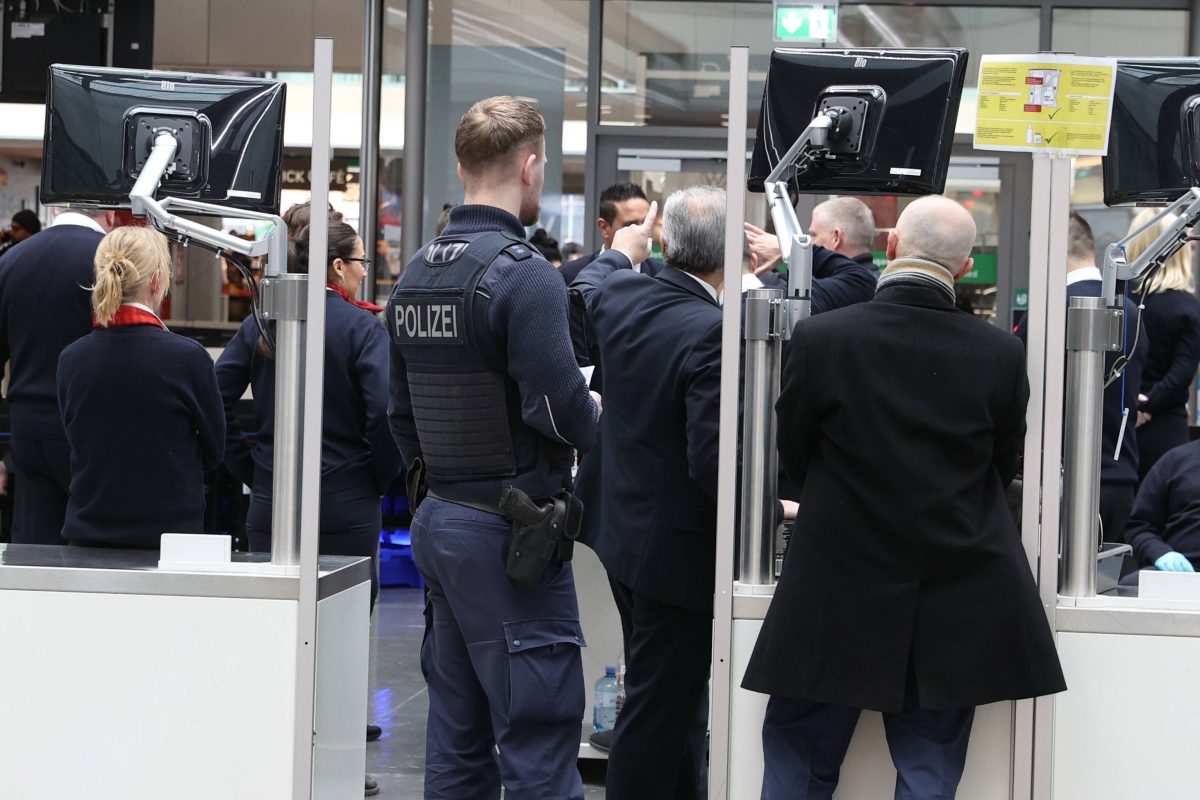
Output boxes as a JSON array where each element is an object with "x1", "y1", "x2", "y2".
[
  {"x1": 328, "y1": 282, "x2": 384, "y2": 313},
  {"x1": 94, "y1": 305, "x2": 166, "y2": 329}
]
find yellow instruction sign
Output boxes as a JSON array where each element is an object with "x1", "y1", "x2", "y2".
[{"x1": 974, "y1": 54, "x2": 1116, "y2": 156}]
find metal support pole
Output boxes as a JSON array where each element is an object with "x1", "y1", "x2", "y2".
[
  {"x1": 360, "y1": 0, "x2": 384, "y2": 299},
  {"x1": 737, "y1": 289, "x2": 783, "y2": 588},
  {"x1": 290, "y1": 36, "x2": 334, "y2": 800},
  {"x1": 1061, "y1": 296, "x2": 1122, "y2": 598},
  {"x1": 710, "y1": 44, "x2": 749, "y2": 800},
  {"x1": 401, "y1": 0, "x2": 428, "y2": 261}
]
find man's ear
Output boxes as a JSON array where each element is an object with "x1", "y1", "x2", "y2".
[
  {"x1": 521, "y1": 152, "x2": 537, "y2": 187},
  {"x1": 954, "y1": 257, "x2": 975, "y2": 281},
  {"x1": 456, "y1": 162, "x2": 465, "y2": 183},
  {"x1": 885, "y1": 229, "x2": 899, "y2": 261}
]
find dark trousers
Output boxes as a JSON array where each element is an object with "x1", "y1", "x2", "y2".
[
  {"x1": 1100, "y1": 482, "x2": 1136, "y2": 545},
  {"x1": 761, "y1": 697, "x2": 975, "y2": 800},
  {"x1": 246, "y1": 484, "x2": 382, "y2": 609},
  {"x1": 8, "y1": 437, "x2": 71, "y2": 545},
  {"x1": 412, "y1": 496, "x2": 585, "y2": 800},
  {"x1": 606, "y1": 579, "x2": 712, "y2": 800}
]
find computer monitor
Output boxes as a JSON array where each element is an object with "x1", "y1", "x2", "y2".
[
  {"x1": 748, "y1": 48, "x2": 969, "y2": 195},
  {"x1": 1103, "y1": 59, "x2": 1200, "y2": 206},
  {"x1": 41, "y1": 65, "x2": 286, "y2": 214}
]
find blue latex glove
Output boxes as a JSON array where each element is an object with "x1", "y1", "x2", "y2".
[{"x1": 1154, "y1": 552, "x2": 1195, "y2": 572}]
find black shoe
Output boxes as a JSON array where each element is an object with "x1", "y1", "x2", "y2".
[
  {"x1": 365, "y1": 775, "x2": 379, "y2": 796},
  {"x1": 367, "y1": 724, "x2": 383, "y2": 742},
  {"x1": 589, "y1": 729, "x2": 614, "y2": 753}
]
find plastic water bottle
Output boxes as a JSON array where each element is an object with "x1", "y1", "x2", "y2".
[
  {"x1": 593, "y1": 666, "x2": 619, "y2": 732},
  {"x1": 615, "y1": 653, "x2": 626, "y2": 717}
]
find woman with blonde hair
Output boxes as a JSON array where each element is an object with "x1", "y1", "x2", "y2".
[
  {"x1": 1127, "y1": 208, "x2": 1200, "y2": 479},
  {"x1": 56, "y1": 225, "x2": 224, "y2": 546}
]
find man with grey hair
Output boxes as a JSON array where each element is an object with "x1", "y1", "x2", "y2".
[
  {"x1": 745, "y1": 194, "x2": 879, "y2": 272},
  {"x1": 571, "y1": 185, "x2": 730, "y2": 799},
  {"x1": 744, "y1": 195, "x2": 1066, "y2": 799}
]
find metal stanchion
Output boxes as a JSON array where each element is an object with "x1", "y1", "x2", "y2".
[
  {"x1": 737, "y1": 288, "x2": 784, "y2": 588},
  {"x1": 1060, "y1": 295, "x2": 1122, "y2": 597}
]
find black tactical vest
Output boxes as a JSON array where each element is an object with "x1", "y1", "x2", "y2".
[{"x1": 388, "y1": 232, "x2": 571, "y2": 505}]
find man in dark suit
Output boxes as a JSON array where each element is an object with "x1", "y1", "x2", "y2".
[
  {"x1": 571, "y1": 186, "x2": 727, "y2": 799},
  {"x1": 745, "y1": 195, "x2": 880, "y2": 287},
  {"x1": 559, "y1": 182, "x2": 664, "y2": 284},
  {"x1": 1015, "y1": 211, "x2": 1147, "y2": 543},
  {"x1": 0, "y1": 208, "x2": 113, "y2": 544},
  {"x1": 743, "y1": 196, "x2": 1066, "y2": 799}
]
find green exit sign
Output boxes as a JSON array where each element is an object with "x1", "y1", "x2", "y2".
[{"x1": 774, "y1": 2, "x2": 839, "y2": 43}]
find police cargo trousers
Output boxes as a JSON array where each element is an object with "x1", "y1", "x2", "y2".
[{"x1": 412, "y1": 495, "x2": 587, "y2": 800}]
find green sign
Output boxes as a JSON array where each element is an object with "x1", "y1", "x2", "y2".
[
  {"x1": 1013, "y1": 288, "x2": 1029, "y2": 310},
  {"x1": 869, "y1": 251, "x2": 998, "y2": 285},
  {"x1": 773, "y1": 2, "x2": 838, "y2": 43}
]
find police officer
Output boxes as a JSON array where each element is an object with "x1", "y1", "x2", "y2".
[{"x1": 387, "y1": 96, "x2": 599, "y2": 800}]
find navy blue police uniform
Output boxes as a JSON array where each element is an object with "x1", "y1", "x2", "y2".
[
  {"x1": 215, "y1": 290, "x2": 401, "y2": 606},
  {"x1": 387, "y1": 204, "x2": 597, "y2": 800},
  {"x1": 0, "y1": 220, "x2": 102, "y2": 543}
]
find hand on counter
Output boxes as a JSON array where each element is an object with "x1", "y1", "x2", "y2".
[{"x1": 1154, "y1": 551, "x2": 1194, "y2": 572}]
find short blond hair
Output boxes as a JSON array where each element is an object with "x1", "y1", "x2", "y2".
[
  {"x1": 92, "y1": 226, "x2": 172, "y2": 326},
  {"x1": 455, "y1": 96, "x2": 545, "y2": 175},
  {"x1": 1128, "y1": 208, "x2": 1195, "y2": 294}
]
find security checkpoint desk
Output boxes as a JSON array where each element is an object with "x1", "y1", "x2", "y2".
[{"x1": 0, "y1": 544, "x2": 372, "y2": 799}]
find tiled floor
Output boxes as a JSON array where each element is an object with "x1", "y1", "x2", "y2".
[{"x1": 365, "y1": 587, "x2": 607, "y2": 798}]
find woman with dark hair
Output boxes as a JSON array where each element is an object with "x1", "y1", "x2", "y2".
[{"x1": 215, "y1": 217, "x2": 401, "y2": 603}]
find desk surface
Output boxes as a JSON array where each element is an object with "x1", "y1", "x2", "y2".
[{"x1": 0, "y1": 544, "x2": 369, "y2": 601}]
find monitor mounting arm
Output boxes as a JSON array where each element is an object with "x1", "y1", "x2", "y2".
[
  {"x1": 1102, "y1": 186, "x2": 1200, "y2": 306},
  {"x1": 129, "y1": 131, "x2": 289, "y2": 277},
  {"x1": 761, "y1": 110, "x2": 838, "y2": 338}
]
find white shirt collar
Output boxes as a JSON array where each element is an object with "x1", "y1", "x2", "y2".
[
  {"x1": 1066, "y1": 266, "x2": 1102, "y2": 286},
  {"x1": 51, "y1": 212, "x2": 106, "y2": 234},
  {"x1": 681, "y1": 270, "x2": 720, "y2": 303}
]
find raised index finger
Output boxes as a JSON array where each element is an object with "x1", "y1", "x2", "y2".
[{"x1": 639, "y1": 201, "x2": 658, "y2": 234}]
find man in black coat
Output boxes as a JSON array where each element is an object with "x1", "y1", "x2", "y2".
[
  {"x1": 571, "y1": 186, "x2": 724, "y2": 799},
  {"x1": 743, "y1": 195, "x2": 1066, "y2": 799},
  {"x1": 559, "y1": 182, "x2": 664, "y2": 284},
  {"x1": 0, "y1": 209, "x2": 112, "y2": 544}
]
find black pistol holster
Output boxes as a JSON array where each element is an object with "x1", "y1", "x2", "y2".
[
  {"x1": 405, "y1": 456, "x2": 429, "y2": 513},
  {"x1": 499, "y1": 487, "x2": 584, "y2": 587}
]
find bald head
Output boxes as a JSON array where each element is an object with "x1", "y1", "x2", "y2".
[{"x1": 887, "y1": 195, "x2": 976, "y2": 277}]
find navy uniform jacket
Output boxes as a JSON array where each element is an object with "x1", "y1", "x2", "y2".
[
  {"x1": 1124, "y1": 440, "x2": 1200, "y2": 568},
  {"x1": 744, "y1": 279, "x2": 1065, "y2": 712},
  {"x1": 57, "y1": 324, "x2": 224, "y2": 547},
  {"x1": 753, "y1": 247, "x2": 879, "y2": 317},
  {"x1": 0, "y1": 224, "x2": 101, "y2": 440},
  {"x1": 572, "y1": 252, "x2": 722, "y2": 614},
  {"x1": 388, "y1": 205, "x2": 597, "y2": 497},
  {"x1": 216, "y1": 291, "x2": 402, "y2": 496},
  {"x1": 1016, "y1": 277, "x2": 1147, "y2": 485},
  {"x1": 559, "y1": 251, "x2": 664, "y2": 284}
]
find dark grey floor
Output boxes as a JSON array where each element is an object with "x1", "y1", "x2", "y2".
[{"x1": 365, "y1": 587, "x2": 607, "y2": 798}]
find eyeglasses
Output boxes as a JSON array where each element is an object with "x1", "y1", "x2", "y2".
[{"x1": 343, "y1": 257, "x2": 372, "y2": 270}]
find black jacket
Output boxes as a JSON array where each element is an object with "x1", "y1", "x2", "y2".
[
  {"x1": 57, "y1": 324, "x2": 224, "y2": 547},
  {"x1": 217, "y1": 291, "x2": 402, "y2": 496},
  {"x1": 1124, "y1": 439, "x2": 1200, "y2": 568},
  {"x1": 744, "y1": 280, "x2": 1066, "y2": 711},
  {"x1": 559, "y1": 251, "x2": 664, "y2": 284},
  {"x1": 0, "y1": 224, "x2": 101, "y2": 439},
  {"x1": 1139, "y1": 288, "x2": 1200, "y2": 418},
  {"x1": 572, "y1": 253, "x2": 722, "y2": 613}
]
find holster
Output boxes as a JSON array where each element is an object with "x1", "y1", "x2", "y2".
[
  {"x1": 499, "y1": 486, "x2": 584, "y2": 588},
  {"x1": 405, "y1": 456, "x2": 429, "y2": 513}
]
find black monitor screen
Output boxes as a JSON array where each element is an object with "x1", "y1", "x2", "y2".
[
  {"x1": 42, "y1": 65, "x2": 286, "y2": 213},
  {"x1": 749, "y1": 48, "x2": 968, "y2": 195},
  {"x1": 1103, "y1": 59, "x2": 1200, "y2": 206}
]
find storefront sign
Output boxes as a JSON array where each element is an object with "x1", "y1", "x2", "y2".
[{"x1": 282, "y1": 157, "x2": 355, "y2": 191}]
